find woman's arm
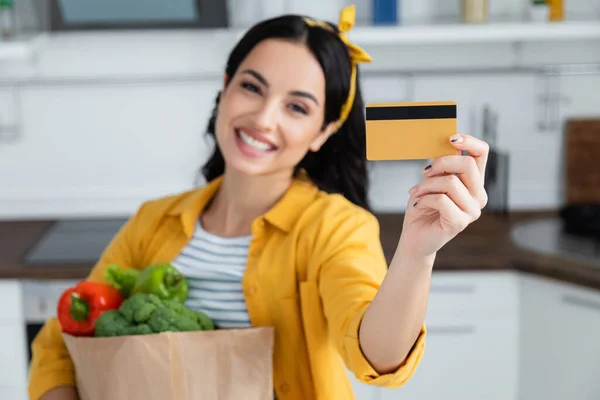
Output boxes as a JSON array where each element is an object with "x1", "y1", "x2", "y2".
[
  {"x1": 358, "y1": 244, "x2": 435, "y2": 374},
  {"x1": 39, "y1": 386, "x2": 79, "y2": 400},
  {"x1": 359, "y1": 133, "x2": 489, "y2": 375},
  {"x1": 315, "y1": 209, "x2": 426, "y2": 389}
]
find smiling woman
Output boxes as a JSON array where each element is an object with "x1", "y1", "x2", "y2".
[
  {"x1": 201, "y1": 10, "x2": 371, "y2": 210},
  {"x1": 212, "y1": 37, "x2": 351, "y2": 186},
  {"x1": 28, "y1": 5, "x2": 490, "y2": 400}
]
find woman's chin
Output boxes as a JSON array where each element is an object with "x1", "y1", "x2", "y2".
[{"x1": 223, "y1": 156, "x2": 270, "y2": 177}]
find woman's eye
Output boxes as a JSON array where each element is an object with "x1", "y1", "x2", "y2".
[
  {"x1": 241, "y1": 82, "x2": 261, "y2": 94},
  {"x1": 289, "y1": 104, "x2": 308, "y2": 115}
]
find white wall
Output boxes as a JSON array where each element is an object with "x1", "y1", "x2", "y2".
[{"x1": 0, "y1": 1, "x2": 599, "y2": 220}]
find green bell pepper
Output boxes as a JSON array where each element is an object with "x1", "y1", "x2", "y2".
[
  {"x1": 105, "y1": 264, "x2": 140, "y2": 298},
  {"x1": 131, "y1": 263, "x2": 189, "y2": 303}
]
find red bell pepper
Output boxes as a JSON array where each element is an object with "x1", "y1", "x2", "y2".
[{"x1": 57, "y1": 280, "x2": 124, "y2": 336}]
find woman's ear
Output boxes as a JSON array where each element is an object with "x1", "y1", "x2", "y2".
[{"x1": 308, "y1": 120, "x2": 338, "y2": 152}]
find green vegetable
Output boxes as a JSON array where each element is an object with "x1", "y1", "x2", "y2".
[
  {"x1": 147, "y1": 299, "x2": 215, "y2": 332},
  {"x1": 131, "y1": 263, "x2": 189, "y2": 303},
  {"x1": 93, "y1": 293, "x2": 214, "y2": 337},
  {"x1": 104, "y1": 264, "x2": 140, "y2": 297},
  {"x1": 93, "y1": 310, "x2": 153, "y2": 337}
]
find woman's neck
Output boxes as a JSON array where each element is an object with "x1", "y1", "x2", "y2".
[{"x1": 201, "y1": 168, "x2": 293, "y2": 237}]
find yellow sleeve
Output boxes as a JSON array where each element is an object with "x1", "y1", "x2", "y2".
[
  {"x1": 317, "y1": 210, "x2": 426, "y2": 388},
  {"x1": 27, "y1": 207, "x2": 146, "y2": 400}
]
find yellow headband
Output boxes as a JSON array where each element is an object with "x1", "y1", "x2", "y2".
[{"x1": 303, "y1": 5, "x2": 373, "y2": 132}]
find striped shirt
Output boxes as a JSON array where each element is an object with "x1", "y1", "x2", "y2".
[
  {"x1": 172, "y1": 221, "x2": 279, "y2": 399},
  {"x1": 171, "y1": 220, "x2": 253, "y2": 329}
]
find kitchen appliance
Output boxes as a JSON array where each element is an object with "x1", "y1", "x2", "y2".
[
  {"x1": 559, "y1": 118, "x2": 600, "y2": 239},
  {"x1": 481, "y1": 105, "x2": 510, "y2": 214},
  {"x1": 24, "y1": 219, "x2": 127, "y2": 264}
]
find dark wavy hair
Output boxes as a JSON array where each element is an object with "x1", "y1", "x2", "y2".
[{"x1": 200, "y1": 14, "x2": 370, "y2": 211}]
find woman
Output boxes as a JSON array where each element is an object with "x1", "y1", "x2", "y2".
[{"x1": 29, "y1": 6, "x2": 489, "y2": 400}]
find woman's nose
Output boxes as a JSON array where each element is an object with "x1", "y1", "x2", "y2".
[{"x1": 252, "y1": 100, "x2": 278, "y2": 132}]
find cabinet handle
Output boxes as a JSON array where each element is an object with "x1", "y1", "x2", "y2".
[
  {"x1": 430, "y1": 285, "x2": 476, "y2": 294},
  {"x1": 427, "y1": 325, "x2": 476, "y2": 336},
  {"x1": 562, "y1": 294, "x2": 600, "y2": 313}
]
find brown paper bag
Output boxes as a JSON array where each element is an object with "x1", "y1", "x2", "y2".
[{"x1": 63, "y1": 327, "x2": 274, "y2": 400}]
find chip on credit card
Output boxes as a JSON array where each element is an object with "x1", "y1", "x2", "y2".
[{"x1": 365, "y1": 101, "x2": 458, "y2": 160}]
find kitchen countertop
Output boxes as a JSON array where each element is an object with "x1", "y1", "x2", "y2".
[{"x1": 0, "y1": 210, "x2": 598, "y2": 290}]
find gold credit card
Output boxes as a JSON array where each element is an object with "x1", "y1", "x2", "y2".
[{"x1": 365, "y1": 101, "x2": 458, "y2": 160}]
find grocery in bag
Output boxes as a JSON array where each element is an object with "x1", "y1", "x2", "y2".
[{"x1": 58, "y1": 264, "x2": 275, "y2": 400}]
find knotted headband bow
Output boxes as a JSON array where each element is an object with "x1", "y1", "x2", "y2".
[{"x1": 303, "y1": 5, "x2": 373, "y2": 132}]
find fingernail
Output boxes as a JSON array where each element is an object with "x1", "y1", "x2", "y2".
[{"x1": 450, "y1": 134, "x2": 463, "y2": 143}]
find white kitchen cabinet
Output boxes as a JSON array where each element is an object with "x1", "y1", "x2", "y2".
[
  {"x1": 382, "y1": 317, "x2": 518, "y2": 400},
  {"x1": 426, "y1": 270, "x2": 519, "y2": 319},
  {"x1": 519, "y1": 273, "x2": 600, "y2": 400},
  {"x1": 381, "y1": 271, "x2": 520, "y2": 400},
  {"x1": 0, "y1": 281, "x2": 28, "y2": 396},
  {"x1": 0, "y1": 80, "x2": 222, "y2": 219},
  {"x1": 0, "y1": 324, "x2": 28, "y2": 387}
]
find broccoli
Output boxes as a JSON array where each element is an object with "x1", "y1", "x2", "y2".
[
  {"x1": 94, "y1": 293, "x2": 215, "y2": 337},
  {"x1": 94, "y1": 310, "x2": 131, "y2": 337},
  {"x1": 148, "y1": 300, "x2": 215, "y2": 332},
  {"x1": 120, "y1": 292, "x2": 162, "y2": 323}
]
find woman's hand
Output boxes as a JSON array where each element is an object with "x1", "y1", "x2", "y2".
[{"x1": 398, "y1": 133, "x2": 490, "y2": 259}]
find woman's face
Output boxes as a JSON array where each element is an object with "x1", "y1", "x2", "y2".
[{"x1": 215, "y1": 38, "x2": 335, "y2": 178}]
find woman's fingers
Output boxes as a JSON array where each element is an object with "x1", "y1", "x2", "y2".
[
  {"x1": 447, "y1": 133, "x2": 490, "y2": 180},
  {"x1": 410, "y1": 174, "x2": 481, "y2": 219},
  {"x1": 413, "y1": 193, "x2": 472, "y2": 232},
  {"x1": 421, "y1": 153, "x2": 488, "y2": 209}
]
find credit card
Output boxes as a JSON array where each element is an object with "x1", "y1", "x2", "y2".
[{"x1": 365, "y1": 101, "x2": 457, "y2": 160}]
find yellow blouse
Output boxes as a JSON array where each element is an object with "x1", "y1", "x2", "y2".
[{"x1": 28, "y1": 174, "x2": 426, "y2": 400}]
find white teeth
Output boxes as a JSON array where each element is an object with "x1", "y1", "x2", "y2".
[{"x1": 238, "y1": 130, "x2": 272, "y2": 151}]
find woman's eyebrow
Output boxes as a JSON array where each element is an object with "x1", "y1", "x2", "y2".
[
  {"x1": 241, "y1": 69, "x2": 269, "y2": 87},
  {"x1": 290, "y1": 91, "x2": 319, "y2": 105},
  {"x1": 241, "y1": 68, "x2": 319, "y2": 105}
]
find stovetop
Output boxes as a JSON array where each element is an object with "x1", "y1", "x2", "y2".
[{"x1": 24, "y1": 219, "x2": 128, "y2": 265}]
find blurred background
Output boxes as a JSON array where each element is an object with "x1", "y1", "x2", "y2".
[{"x1": 0, "y1": 0, "x2": 599, "y2": 399}]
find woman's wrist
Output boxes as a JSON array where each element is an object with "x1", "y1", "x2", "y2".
[{"x1": 391, "y1": 238, "x2": 436, "y2": 273}]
